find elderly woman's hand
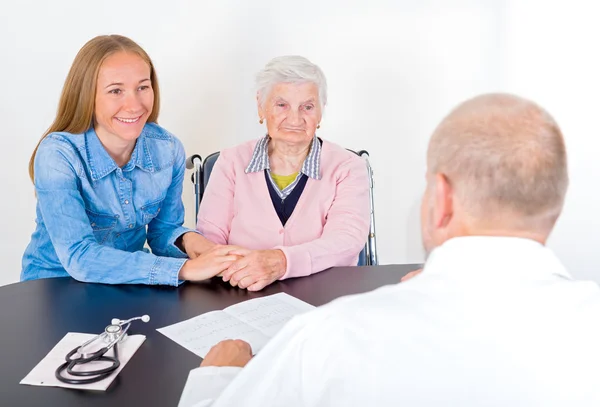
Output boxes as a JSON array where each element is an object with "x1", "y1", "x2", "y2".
[{"x1": 221, "y1": 249, "x2": 287, "y2": 291}]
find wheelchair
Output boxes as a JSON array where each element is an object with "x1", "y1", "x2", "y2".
[{"x1": 187, "y1": 149, "x2": 378, "y2": 266}]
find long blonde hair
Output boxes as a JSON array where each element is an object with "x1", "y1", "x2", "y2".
[{"x1": 28, "y1": 35, "x2": 161, "y2": 183}]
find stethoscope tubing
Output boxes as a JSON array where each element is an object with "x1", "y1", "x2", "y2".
[
  {"x1": 55, "y1": 344, "x2": 120, "y2": 385},
  {"x1": 55, "y1": 322, "x2": 130, "y2": 384}
]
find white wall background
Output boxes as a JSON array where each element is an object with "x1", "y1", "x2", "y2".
[
  {"x1": 503, "y1": 1, "x2": 600, "y2": 282},
  {"x1": 0, "y1": 0, "x2": 597, "y2": 286}
]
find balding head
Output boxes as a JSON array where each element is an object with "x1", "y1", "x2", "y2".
[{"x1": 421, "y1": 94, "x2": 568, "y2": 252}]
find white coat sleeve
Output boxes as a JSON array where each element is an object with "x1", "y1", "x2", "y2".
[{"x1": 178, "y1": 310, "x2": 355, "y2": 407}]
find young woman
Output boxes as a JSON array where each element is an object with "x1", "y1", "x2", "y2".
[{"x1": 22, "y1": 35, "x2": 236, "y2": 285}]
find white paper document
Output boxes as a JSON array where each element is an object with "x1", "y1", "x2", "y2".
[
  {"x1": 20, "y1": 332, "x2": 146, "y2": 391},
  {"x1": 157, "y1": 293, "x2": 315, "y2": 358}
]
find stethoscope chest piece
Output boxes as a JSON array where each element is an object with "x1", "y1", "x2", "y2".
[{"x1": 104, "y1": 324, "x2": 127, "y2": 344}]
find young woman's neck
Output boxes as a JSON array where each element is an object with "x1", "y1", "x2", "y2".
[{"x1": 95, "y1": 128, "x2": 137, "y2": 168}]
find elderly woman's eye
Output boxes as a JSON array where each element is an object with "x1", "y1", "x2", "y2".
[
  {"x1": 277, "y1": 103, "x2": 286, "y2": 107},
  {"x1": 305, "y1": 105, "x2": 314, "y2": 111}
]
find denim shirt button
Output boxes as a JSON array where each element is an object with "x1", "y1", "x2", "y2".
[
  {"x1": 91, "y1": 223, "x2": 96, "y2": 227},
  {"x1": 124, "y1": 200, "x2": 129, "y2": 205},
  {"x1": 128, "y1": 224, "x2": 134, "y2": 229}
]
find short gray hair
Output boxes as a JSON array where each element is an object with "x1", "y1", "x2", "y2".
[
  {"x1": 255, "y1": 56, "x2": 327, "y2": 108},
  {"x1": 427, "y1": 93, "x2": 568, "y2": 231}
]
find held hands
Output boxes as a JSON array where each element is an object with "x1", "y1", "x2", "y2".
[
  {"x1": 200, "y1": 339, "x2": 253, "y2": 368},
  {"x1": 178, "y1": 234, "x2": 288, "y2": 291},
  {"x1": 180, "y1": 232, "x2": 216, "y2": 259},
  {"x1": 178, "y1": 245, "x2": 244, "y2": 282},
  {"x1": 221, "y1": 249, "x2": 287, "y2": 291}
]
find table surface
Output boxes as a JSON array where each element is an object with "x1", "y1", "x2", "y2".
[{"x1": 0, "y1": 264, "x2": 419, "y2": 407}]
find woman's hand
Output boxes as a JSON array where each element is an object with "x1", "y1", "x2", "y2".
[
  {"x1": 178, "y1": 245, "x2": 244, "y2": 281},
  {"x1": 179, "y1": 232, "x2": 216, "y2": 259},
  {"x1": 221, "y1": 249, "x2": 287, "y2": 291}
]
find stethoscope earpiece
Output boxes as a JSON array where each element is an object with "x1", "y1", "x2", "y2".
[{"x1": 111, "y1": 315, "x2": 150, "y2": 326}]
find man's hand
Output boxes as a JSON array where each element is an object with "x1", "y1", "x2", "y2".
[
  {"x1": 401, "y1": 268, "x2": 423, "y2": 282},
  {"x1": 179, "y1": 245, "x2": 244, "y2": 281},
  {"x1": 221, "y1": 249, "x2": 287, "y2": 291},
  {"x1": 200, "y1": 339, "x2": 253, "y2": 368},
  {"x1": 180, "y1": 232, "x2": 216, "y2": 259}
]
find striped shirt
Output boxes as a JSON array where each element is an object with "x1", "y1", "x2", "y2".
[{"x1": 245, "y1": 135, "x2": 322, "y2": 200}]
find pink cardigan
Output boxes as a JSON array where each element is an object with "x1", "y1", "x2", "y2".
[{"x1": 196, "y1": 138, "x2": 370, "y2": 279}]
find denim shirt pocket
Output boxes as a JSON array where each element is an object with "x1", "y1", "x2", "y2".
[
  {"x1": 141, "y1": 197, "x2": 164, "y2": 225},
  {"x1": 86, "y1": 209, "x2": 118, "y2": 244}
]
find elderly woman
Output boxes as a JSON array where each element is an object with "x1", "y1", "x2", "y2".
[{"x1": 196, "y1": 56, "x2": 370, "y2": 291}]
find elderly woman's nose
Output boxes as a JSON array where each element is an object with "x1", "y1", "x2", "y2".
[{"x1": 287, "y1": 108, "x2": 302, "y2": 125}]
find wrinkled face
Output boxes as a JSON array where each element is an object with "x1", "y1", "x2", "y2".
[
  {"x1": 94, "y1": 51, "x2": 154, "y2": 146},
  {"x1": 258, "y1": 82, "x2": 322, "y2": 145}
]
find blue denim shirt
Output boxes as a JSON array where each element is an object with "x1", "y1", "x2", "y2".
[{"x1": 21, "y1": 123, "x2": 193, "y2": 286}]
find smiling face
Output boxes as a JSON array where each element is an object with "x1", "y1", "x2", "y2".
[
  {"x1": 258, "y1": 82, "x2": 322, "y2": 146},
  {"x1": 93, "y1": 51, "x2": 154, "y2": 147}
]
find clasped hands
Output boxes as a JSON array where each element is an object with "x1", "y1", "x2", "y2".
[{"x1": 178, "y1": 232, "x2": 286, "y2": 291}]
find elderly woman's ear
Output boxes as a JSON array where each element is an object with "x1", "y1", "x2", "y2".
[{"x1": 256, "y1": 92, "x2": 264, "y2": 123}]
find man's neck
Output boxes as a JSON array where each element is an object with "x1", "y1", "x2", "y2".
[{"x1": 451, "y1": 227, "x2": 549, "y2": 246}]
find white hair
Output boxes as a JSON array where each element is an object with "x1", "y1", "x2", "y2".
[{"x1": 255, "y1": 56, "x2": 327, "y2": 108}]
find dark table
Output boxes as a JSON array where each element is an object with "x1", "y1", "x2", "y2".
[{"x1": 0, "y1": 264, "x2": 419, "y2": 406}]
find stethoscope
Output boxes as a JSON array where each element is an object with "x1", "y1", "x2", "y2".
[{"x1": 55, "y1": 315, "x2": 150, "y2": 384}]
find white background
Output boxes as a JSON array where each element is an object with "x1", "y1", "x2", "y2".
[{"x1": 0, "y1": 0, "x2": 598, "y2": 286}]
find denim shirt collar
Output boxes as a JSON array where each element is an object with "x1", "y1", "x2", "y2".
[{"x1": 85, "y1": 127, "x2": 155, "y2": 181}]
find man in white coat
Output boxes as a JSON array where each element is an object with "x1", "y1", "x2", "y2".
[{"x1": 179, "y1": 93, "x2": 600, "y2": 407}]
